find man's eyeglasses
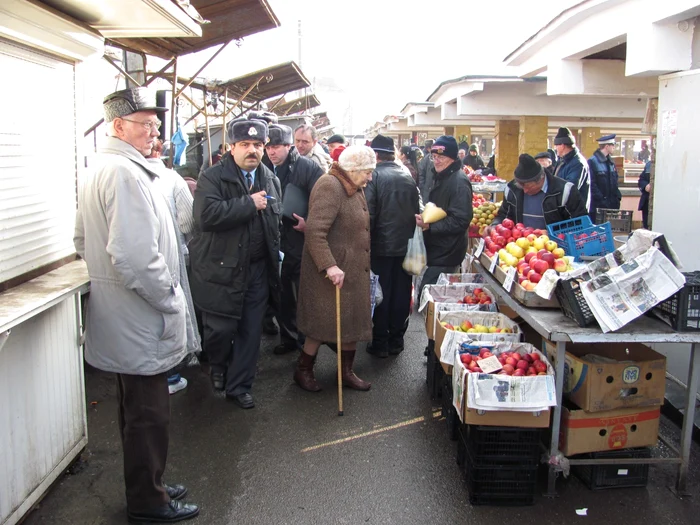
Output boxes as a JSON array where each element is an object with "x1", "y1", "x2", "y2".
[{"x1": 120, "y1": 117, "x2": 162, "y2": 131}]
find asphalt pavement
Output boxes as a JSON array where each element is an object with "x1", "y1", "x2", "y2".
[{"x1": 23, "y1": 314, "x2": 700, "y2": 525}]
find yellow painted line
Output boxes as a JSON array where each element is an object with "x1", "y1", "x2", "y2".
[{"x1": 301, "y1": 411, "x2": 443, "y2": 453}]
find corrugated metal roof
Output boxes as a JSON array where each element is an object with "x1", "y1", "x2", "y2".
[
  {"x1": 271, "y1": 94, "x2": 321, "y2": 116},
  {"x1": 109, "y1": 0, "x2": 280, "y2": 59},
  {"x1": 214, "y1": 62, "x2": 311, "y2": 103}
]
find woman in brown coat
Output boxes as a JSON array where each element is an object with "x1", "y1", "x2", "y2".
[{"x1": 294, "y1": 145, "x2": 376, "y2": 392}]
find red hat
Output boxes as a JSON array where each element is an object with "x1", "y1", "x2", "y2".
[{"x1": 330, "y1": 145, "x2": 346, "y2": 162}]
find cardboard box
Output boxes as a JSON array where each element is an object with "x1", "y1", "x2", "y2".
[
  {"x1": 559, "y1": 405, "x2": 660, "y2": 455},
  {"x1": 422, "y1": 283, "x2": 496, "y2": 339},
  {"x1": 544, "y1": 342, "x2": 666, "y2": 412}
]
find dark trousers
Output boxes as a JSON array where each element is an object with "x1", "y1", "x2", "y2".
[
  {"x1": 371, "y1": 255, "x2": 413, "y2": 350},
  {"x1": 641, "y1": 204, "x2": 649, "y2": 229},
  {"x1": 117, "y1": 372, "x2": 170, "y2": 512},
  {"x1": 278, "y1": 255, "x2": 305, "y2": 350}
]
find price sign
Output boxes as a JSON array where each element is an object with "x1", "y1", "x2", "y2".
[
  {"x1": 474, "y1": 238, "x2": 485, "y2": 258},
  {"x1": 503, "y1": 266, "x2": 517, "y2": 292},
  {"x1": 489, "y1": 254, "x2": 499, "y2": 273},
  {"x1": 479, "y1": 355, "x2": 503, "y2": 375}
]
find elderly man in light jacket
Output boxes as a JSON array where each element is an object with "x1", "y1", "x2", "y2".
[{"x1": 74, "y1": 87, "x2": 199, "y2": 524}]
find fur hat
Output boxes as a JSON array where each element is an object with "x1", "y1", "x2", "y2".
[
  {"x1": 248, "y1": 110, "x2": 278, "y2": 124},
  {"x1": 227, "y1": 119, "x2": 268, "y2": 144},
  {"x1": 327, "y1": 134, "x2": 346, "y2": 145},
  {"x1": 103, "y1": 87, "x2": 168, "y2": 122},
  {"x1": 431, "y1": 135, "x2": 459, "y2": 160},
  {"x1": 553, "y1": 127, "x2": 574, "y2": 146},
  {"x1": 514, "y1": 153, "x2": 544, "y2": 182},
  {"x1": 267, "y1": 124, "x2": 293, "y2": 146},
  {"x1": 370, "y1": 134, "x2": 395, "y2": 153},
  {"x1": 338, "y1": 145, "x2": 377, "y2": 172}
]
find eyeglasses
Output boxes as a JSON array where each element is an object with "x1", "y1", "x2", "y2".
[{"x1": 120, "y1": 117, "x2": 162, "y2": 131}]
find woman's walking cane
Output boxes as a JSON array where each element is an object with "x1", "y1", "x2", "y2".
[{"x1": 335, "y1": 285, "x2": 344, "y2": 416}]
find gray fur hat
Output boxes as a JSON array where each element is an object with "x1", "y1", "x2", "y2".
[{"x1": 103, "y1": 87, "x2": 167, "y2": 122}]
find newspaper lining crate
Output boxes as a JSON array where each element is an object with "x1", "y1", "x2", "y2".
[
  {"x1": 547, "y1": 216, "x2": 593, "y2": 255},
  {"x1": 652, "y1": 271, "x2": 700, "y2": 331},
  {"x1": 572, "y1": 448, "x2": 651, "y2": 490},
  {"x1": 554, "y1": 277, "x2": 597, "y2": 327},
  {"x1": 595, "y1": 208, "x2": 633, "y2": 233}
]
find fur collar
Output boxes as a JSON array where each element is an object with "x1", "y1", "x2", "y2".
[{"x1": 329, "y1": 163, "x2": 360, "y2": 196}]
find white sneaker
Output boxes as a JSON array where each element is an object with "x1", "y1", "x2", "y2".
[{"x1": 168, "y1": 377, "x2": 188, "y2": 395}]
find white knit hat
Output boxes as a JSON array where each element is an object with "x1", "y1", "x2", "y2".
[{"x1": 338, "y1": 145, "x2": 376, "y2": 172}]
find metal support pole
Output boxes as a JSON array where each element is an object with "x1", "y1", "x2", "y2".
[
  {"x1": 173, "y1": 40, "x2": 233, "y2": 99},
  {"x1": 222, "y1": 89, "x2": 228, "y2": 148},
  {"x1": 546, "y1": 340, "x2": 567, "y2": 497},
  {"x1": 168, "y1": 57, "x2": 178, "y2": 169},
  {"x1": 676, "y1": 343, "x2": 700, "y2": 496}
]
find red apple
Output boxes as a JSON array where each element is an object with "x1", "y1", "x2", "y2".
[
  {"x1": 531, "y1": 352, "x2": 541, "y2": 361},
  {"x1": 505, "y1": 356, "x2": 517, "y2": 367},
  {"x1": 532, "y1": 260, "x2": 550, "y2": 275},
  {"x1": 461, "y1": 353, "x2": 472, "y2": 365},
  {"x1": 524, "y1": 252, "x2": 536, "y2": 263},
  {"x1": 534, "y1": 360, "x2": 548, "y2": 373},
  {"x1": 518, "y1": 264, "x2": 531, "y2": 277},
  {"x1": 554, "y1": 259, "x2": 568, "y2": 272},
  {"x1": 523, "y1": 353, "x2": 533, "y2": 363},
  {"x1": 502, "y1": 218, "x2": 515, "y2": 229},
  {"x1": 502, "y1": 364, "x2": 515, "y2": 375},
  {"x1": 516, "y1": 223, "x2": 525, "y2": 229},
  {"x1": 511, "y1": 352, "x2": 521, "y2": 361},
  {"x1": 513, "y1": 369, "x2": 526, "y2": 376},
  {"x1": 516, "y1": 360, "x2": 529, "y2": 370},
  {"x1": 529, "y1": 272, "x2": 542, "y2": 284},
  {"x1": 537, "y1": 249, "x2": 549, "y2": 259},
  {"x1": 541, "y1": 252, "x2": 556, "y2": 268}
]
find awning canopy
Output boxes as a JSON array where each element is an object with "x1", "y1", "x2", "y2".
[
  {"x1": 271, "y1": 94, "x2": 320, "y2": 116},
  {"x1": 107, "y1": 0, "x2": 280, "y2": 59},
  {"x1": 214, "y1": 62, "x2": 311, "y2": 103}
]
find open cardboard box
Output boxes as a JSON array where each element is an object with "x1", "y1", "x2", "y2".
[
  {"x1": 421, "y1": 283, "x2": 497, "y2": 339},
  {"x1": 544, "y1": 341, "x2": 666, "y2": 412}
]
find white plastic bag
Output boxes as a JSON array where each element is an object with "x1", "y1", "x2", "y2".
[{"x1": 402, "y1": 226, "x2": 427, "y2": 275}]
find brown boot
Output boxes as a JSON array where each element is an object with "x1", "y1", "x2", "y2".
[
  {"x1": 294, "y1": 352, "x2": 322, "y2": 392},
  {"x1": 341, "y1": 350, "x2": 371, "y2": 391}
]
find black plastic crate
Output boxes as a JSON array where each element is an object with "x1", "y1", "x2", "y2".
[
  {"x1": 457, "y1": 432, "x2": 537, "y2": 506},
  {"x1": 652, "y1": 271, "x2": 700, "y2": 331},
  {"x1": 442, "y1": 373, "x2": 458, "y2": 441},
  {"x1": 596, "y1": 208, "x2": 633, "y2": 232},
  {"x1": 426, "y1": 350, "x2": 444, "y2": 400},
  {"x1": 573, "y1": 447, "x2": 651, "y2": 490},
  {"x1": 554, "y1": 277, "x2": 597, "y2": 327},
  {"x1": 462, "y1": 424, "x2": 541, "y2": 466}
]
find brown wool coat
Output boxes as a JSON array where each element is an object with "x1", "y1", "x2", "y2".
[{"x1": 297, "y1": 165, "x2": 372, "y2": 343}]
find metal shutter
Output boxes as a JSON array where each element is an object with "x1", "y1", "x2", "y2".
[{"x1": 0, "y1": 39, "x2": 77, "y2": 284}]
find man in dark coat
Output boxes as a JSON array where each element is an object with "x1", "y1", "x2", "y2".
[
  {"x1": 463, "y1": 144, "x2": 485, "y2": 171},
  {"x1": 553, "y1": 127, "x2": 591, "y2": 214},
  {"x1": 490, "y1": 154, "x2": 588, "y2": 230},
  {"x1": 418, "y1": 139, "x2": 434, "y2": 198},
  {"x1": 588, "y1": 134, "x2": 622, "y2": 223},
  {"x1": 638, "y1": 161, "x2": 651, "y2": 229},
  {"x1": 190, "y1": 119, "x2": 281, "y2": 409},
  {"x1": 364, "y1": 135, "x2": 421, "y2": 358},
  {"x1": 535, "y1": 151, "x2": 554, "y2": 177},
  {"x1": 264, "y1": 124, "x2": 323, "y2": 355}
]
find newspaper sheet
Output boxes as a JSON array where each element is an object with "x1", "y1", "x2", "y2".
[
  {"x1": 466, "y1": 372, "x2": 557, "y2": 411},
  {"x1": 580, "y1": 246, "x2": 686, "y2": 332}
]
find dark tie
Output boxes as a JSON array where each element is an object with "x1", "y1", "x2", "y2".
[{"x1": 245, "y1": 172, "x2": 253, "y2": 191}]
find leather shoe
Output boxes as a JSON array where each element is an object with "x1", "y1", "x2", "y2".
[
  {"x1": 273, "y1": 343, "x2": 298, "y2": 355},
  {"x1": 128, "y1": 500, "x2": 199, "y2": 523},
  {"x1": 227, "y1": 392, "x2": 255, "y2": 409},
  {"x1": 366, "y1": 343, "x2": 388, "y2": 358},
  {"x1": 262, "y1": 317, "x2": 279, "y2": 335},
  {"x1": 210, "y1": 372, "x2": 224, "y2": 391},
  {"x1": 164, "y1": 484, "x2": 187, "y2": 501}
]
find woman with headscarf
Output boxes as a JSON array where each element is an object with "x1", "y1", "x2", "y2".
[
  {"x1": 294, "y1": 146, "x2": 376, "y2": 392},
  {"x1": 399, "y1": 145, "x2": 421, "y2": 185}
]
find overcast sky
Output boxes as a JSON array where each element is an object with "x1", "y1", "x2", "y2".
[{"x1": 172, "y1": 0, "x2": 580, "y2": 134}]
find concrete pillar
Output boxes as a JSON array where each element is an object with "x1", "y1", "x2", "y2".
[
  {"x1": 518, "y1": 116, "x2": 548, "y2": 156},
  {"x1": 444, "y1": 125, "x2": 455, "y2": 136},
  {"x1": 580, "y1": 127, "x2": 601, "y2": 158},
  {"x1": 495, "y1": 120, "x2": 519, "y2": 181},
  {"x1": 455, "y1": 125, "x2": 471, "y2": 146}
]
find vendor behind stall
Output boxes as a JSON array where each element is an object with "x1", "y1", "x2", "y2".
[{"x1": 487, "y1": 154, "x2": 588, "y2": 231}]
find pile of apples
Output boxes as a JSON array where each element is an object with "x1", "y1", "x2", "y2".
[
  {"x1": 472, "y1": 193, "x2": 487, "y2": 208},
  {"x1": 469, "y1": 201, "x2": 501, "y2": 237},
  {"x1": 456, "y1": 288, "x2": 492, "y2": 305},
  {"x1": 482, "y1": 219, "x2": 573, "y2": 290},
  {"x1": 440, "y1": 320, "x2": 513, "y2": 334},
  {"x1": 459, "y1": 347, "x2": 549, "y2": 376},
  {"x1": 467, "y1": 171, "x2": 483, "y2": 183}
]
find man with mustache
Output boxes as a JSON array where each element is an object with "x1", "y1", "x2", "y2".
[{"x1": 189, "y1": 118, "x2": 282, "y2": 409}]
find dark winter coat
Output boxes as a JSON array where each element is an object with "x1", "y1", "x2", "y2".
[
  {"x1": 423, "y1": 159, "x2": 473, "y2": 267},
  {"x1": 275, "y1": 147, "x2": 324, "y2": 261},
  {"x1": 297, "y1": 165, "x2": 372, "y2": 343},
  {"x1": 365, "y1": 161, "x2": 421, "y2": 258},
  {"x1": 189, "y1": 153, "x2": 281, "y2": 319},
  {"x1": 463, "y1": 153, "x2": 485, "y2": 171},
  {"x1": 638, "y1": 161, "x2": 651, "y2": 211},
  {"x1": 588, "y1": 149, "x2": 622, "y2": 217},
  {"x1": 418, "y1": 153, "x2": 434, "y2": 199},
  {"x1": 554, "y1": 147, "x2": 591, "y2": 212},
  {"x1": 493, "y1": 173, "x2": 589, "y2": 227}
]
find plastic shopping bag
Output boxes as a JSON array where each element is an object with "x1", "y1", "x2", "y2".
[{"x1": 402, "y1": 226, "x2": 427, "y2": 275}]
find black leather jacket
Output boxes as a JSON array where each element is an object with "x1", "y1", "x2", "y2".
[
  {"x1": 364, "y1": 161, "x2": 421, "y2": 258},
  {"x1": 423, "y1": 159, "x2": 473, "y2": 266},
  {"x1": 275, "y1": 147, "x2": 324, "y2": 260},
  {"x1": 189, "y1": 154, "x2": 281, "y2": 319}
]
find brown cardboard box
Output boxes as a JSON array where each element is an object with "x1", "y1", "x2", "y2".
[
  {"x1": 463, "y1": 405, "x2": 551, "y2": 428},
  {"x1": 559, "y1": 405, "x2": 660, "y2": 455},
  {"x1": 544, "y1": 341, "x2": 666, "y2": 412}
]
